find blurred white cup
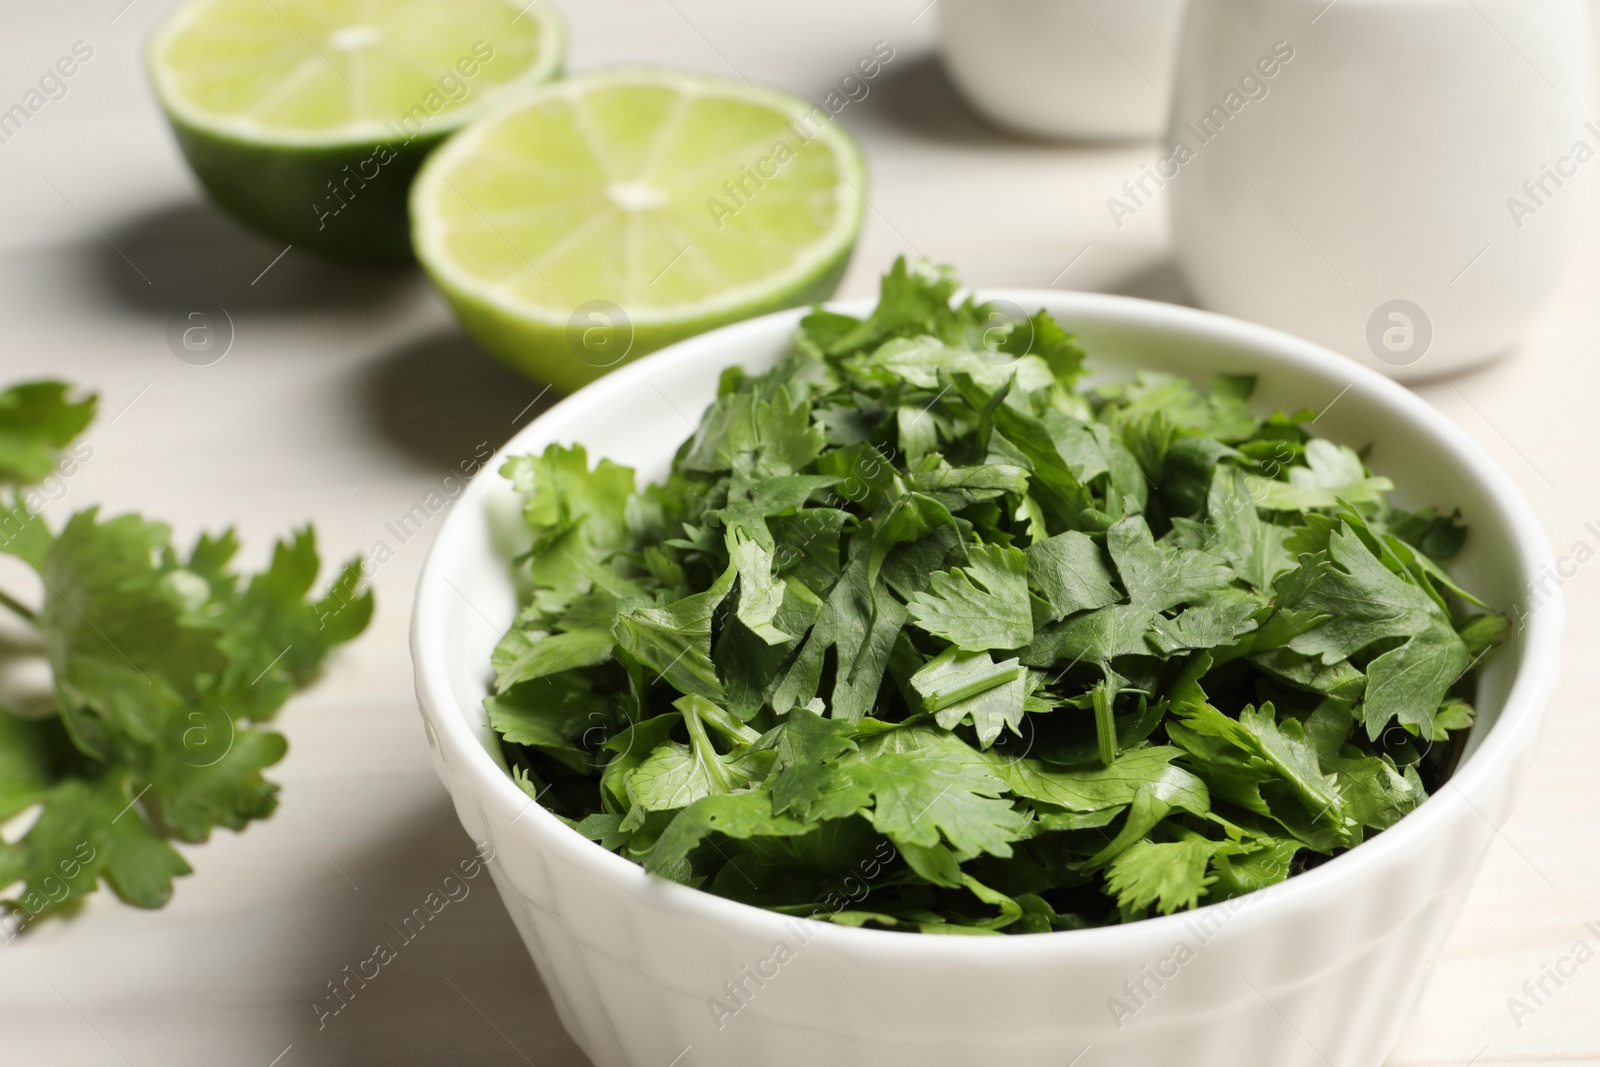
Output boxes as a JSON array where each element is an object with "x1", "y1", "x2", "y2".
[
  {"x1": 1168, "y1": 0, "x2": 1596, "y2": 380},
  {"x1": 939, "y1": 0, "x2": 1188, "y2": 141}
]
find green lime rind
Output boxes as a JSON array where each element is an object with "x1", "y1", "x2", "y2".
[
  {"x1": 162, "y1": 116, "x2": 442, "y2": 261},
  {"x1": 411, "y1": 67, "x2": 868, "y2": 391},
  {"x1": 145, "y1": 0, "x2": 566, "y2": 262},
  {"x1": 428, "y1": 239, "x2": 857, "y2": 394}
]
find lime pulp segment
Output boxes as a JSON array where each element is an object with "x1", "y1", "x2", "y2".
[
  {"x1": 148, "y1": 0, "x2": 563, "y2": 144},
  {"x1": 412, "y1": 69, "x2": 866, "y2": 327}
]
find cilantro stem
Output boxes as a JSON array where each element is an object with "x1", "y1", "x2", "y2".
[
  {"x1": 922, "y1": 663, "x2": 1022, "y2": 714},
  {"x1": 1092, "y1": 680, "x2": 1117, "y2": 767},
  {"x1": 0, "y1": 588, "x2": 36, "y2": 625},
  {"x1": 682, "y1": 701, "x2": 735, "y2": 792}
]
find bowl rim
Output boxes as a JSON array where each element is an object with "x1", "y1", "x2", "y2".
[{"x1": 411, "y1": 288, "x2": 1562, "y2": 959}]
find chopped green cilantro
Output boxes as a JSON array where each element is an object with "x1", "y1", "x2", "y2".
[{"x1": 487, "y1": 261, "x2": 1505, "y2": 932}]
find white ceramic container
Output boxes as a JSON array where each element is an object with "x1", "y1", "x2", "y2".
[
  {"x1": 940, "y1": 0, "x2": 1188, "y2": 140},
  {"x1": 411, "y1": 292, "x2": 1560, "y2": 1067},
  {"x1": 1168, "y1": 0, "x2": 1596, "y2": 380}
]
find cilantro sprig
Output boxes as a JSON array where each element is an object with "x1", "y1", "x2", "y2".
[
  {"x1": 0, "y1": 382, "x2": 371, "y2": 931},
  {"x1": 487, "y1": 260, "x2": 1506, "y2": 933}
]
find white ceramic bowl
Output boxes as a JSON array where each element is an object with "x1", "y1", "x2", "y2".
[
  {"x1": 939, "y1": 0, "x2": 1188, "y2": 141},
  {"x1": 411, "y1": 292, "x2": 1560, "y2": 1067}
]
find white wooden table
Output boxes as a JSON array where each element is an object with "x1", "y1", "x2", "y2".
[{"x1": 1, "y1": 2, "x2": 1597, "y2": 1064}]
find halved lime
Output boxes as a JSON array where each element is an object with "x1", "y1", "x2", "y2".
[
  {"x1": 410, "y1": 67, "x2": 867, "y2": 392},
  {"x1": 146, "y1": 0, "x2": 565, "y2": 262}
]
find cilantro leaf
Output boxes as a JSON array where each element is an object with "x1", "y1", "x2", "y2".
[
  {"x1": 1281, "y1": 524, "x2": 1440, "y2": 664},
  {"x1": 1208, "y1": 837, "x2": 1300, "y2": 901},
  {"x1": 0, "y1": 383, "x2": 371, "y2": 929},
  {"x1": 1020, "y1": 602, "x2": 1154, "y2": 669},
  {"x1": 907, "y1": 543, "x2": 1032, "y2": 651},
  {"x1": 1207, "y1": 468, "x2": 1294, "y2": 591},
  {"x1": 0, "y1": 707, "x2": 68, "y2": 820},
  {"x1": 492, "y1": 628, "x2": 616, "y2": 690},
  {"x1": 1362, "y1": 615, "x2": 1470, "y2": 740},
  {"x1": 842, "y1": 727, "x2": 1029, "y2": 862},
  {"x1": 1025, "y1": 531, "x2": 1120, "y2": 622},
  {"x1": 1107, "y1": 516, "x2": 1234, "y2": 612},
  {"x1": 1105, "y1": 839, "x2": 1221, "y2": 916},
  {"x1": 485, "y1": 674, "x2": 610, "y2": 773},
  {"x1": 1173, "y1": 700, "x2": 1347, "y2": 835},
  {"x1": 995, "y1": 746, "x2": 1184, "y2": 812},
  {"x1": 770, "y1": 554, "x2": 907, "y2": 723},
  {"x1": 644, "y1": 792, "x2": 811, "y2": 876},
  {"x1": 1244, "y1": 439, "x2": 1394, "y2": 511},
  {"x1": 614, "y1": 566, "x2": 735, "y2": 700},
  {"x1": 760, "y1": 705, "x2": 860, "y2": 819},
  {"x1": 1146, "y1": 596, "x2": 1262, "y2": 655},
  {"x1": 0, "y1": 381, "x2": 96, "y2": 485}
]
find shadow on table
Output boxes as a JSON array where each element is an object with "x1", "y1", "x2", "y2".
[
  {"x1": 281, "y1": 798, "x2": 592, "y2": 1067},
  {"x1": 857, "y1": 51, "x2": 1154, "y2": 154},
  {"x1": 84, "y1": 199, "x2": 417, "y2": 318},
  {"x1": 358, "y1": 328, "x2": 561, "y2": 473},
  {"x1": 1100, "y1": 258, "x2": 1199, "y2": 309},
  {"x1": 851, "y1": 52, "x2": 1030, "y2": 148}
]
